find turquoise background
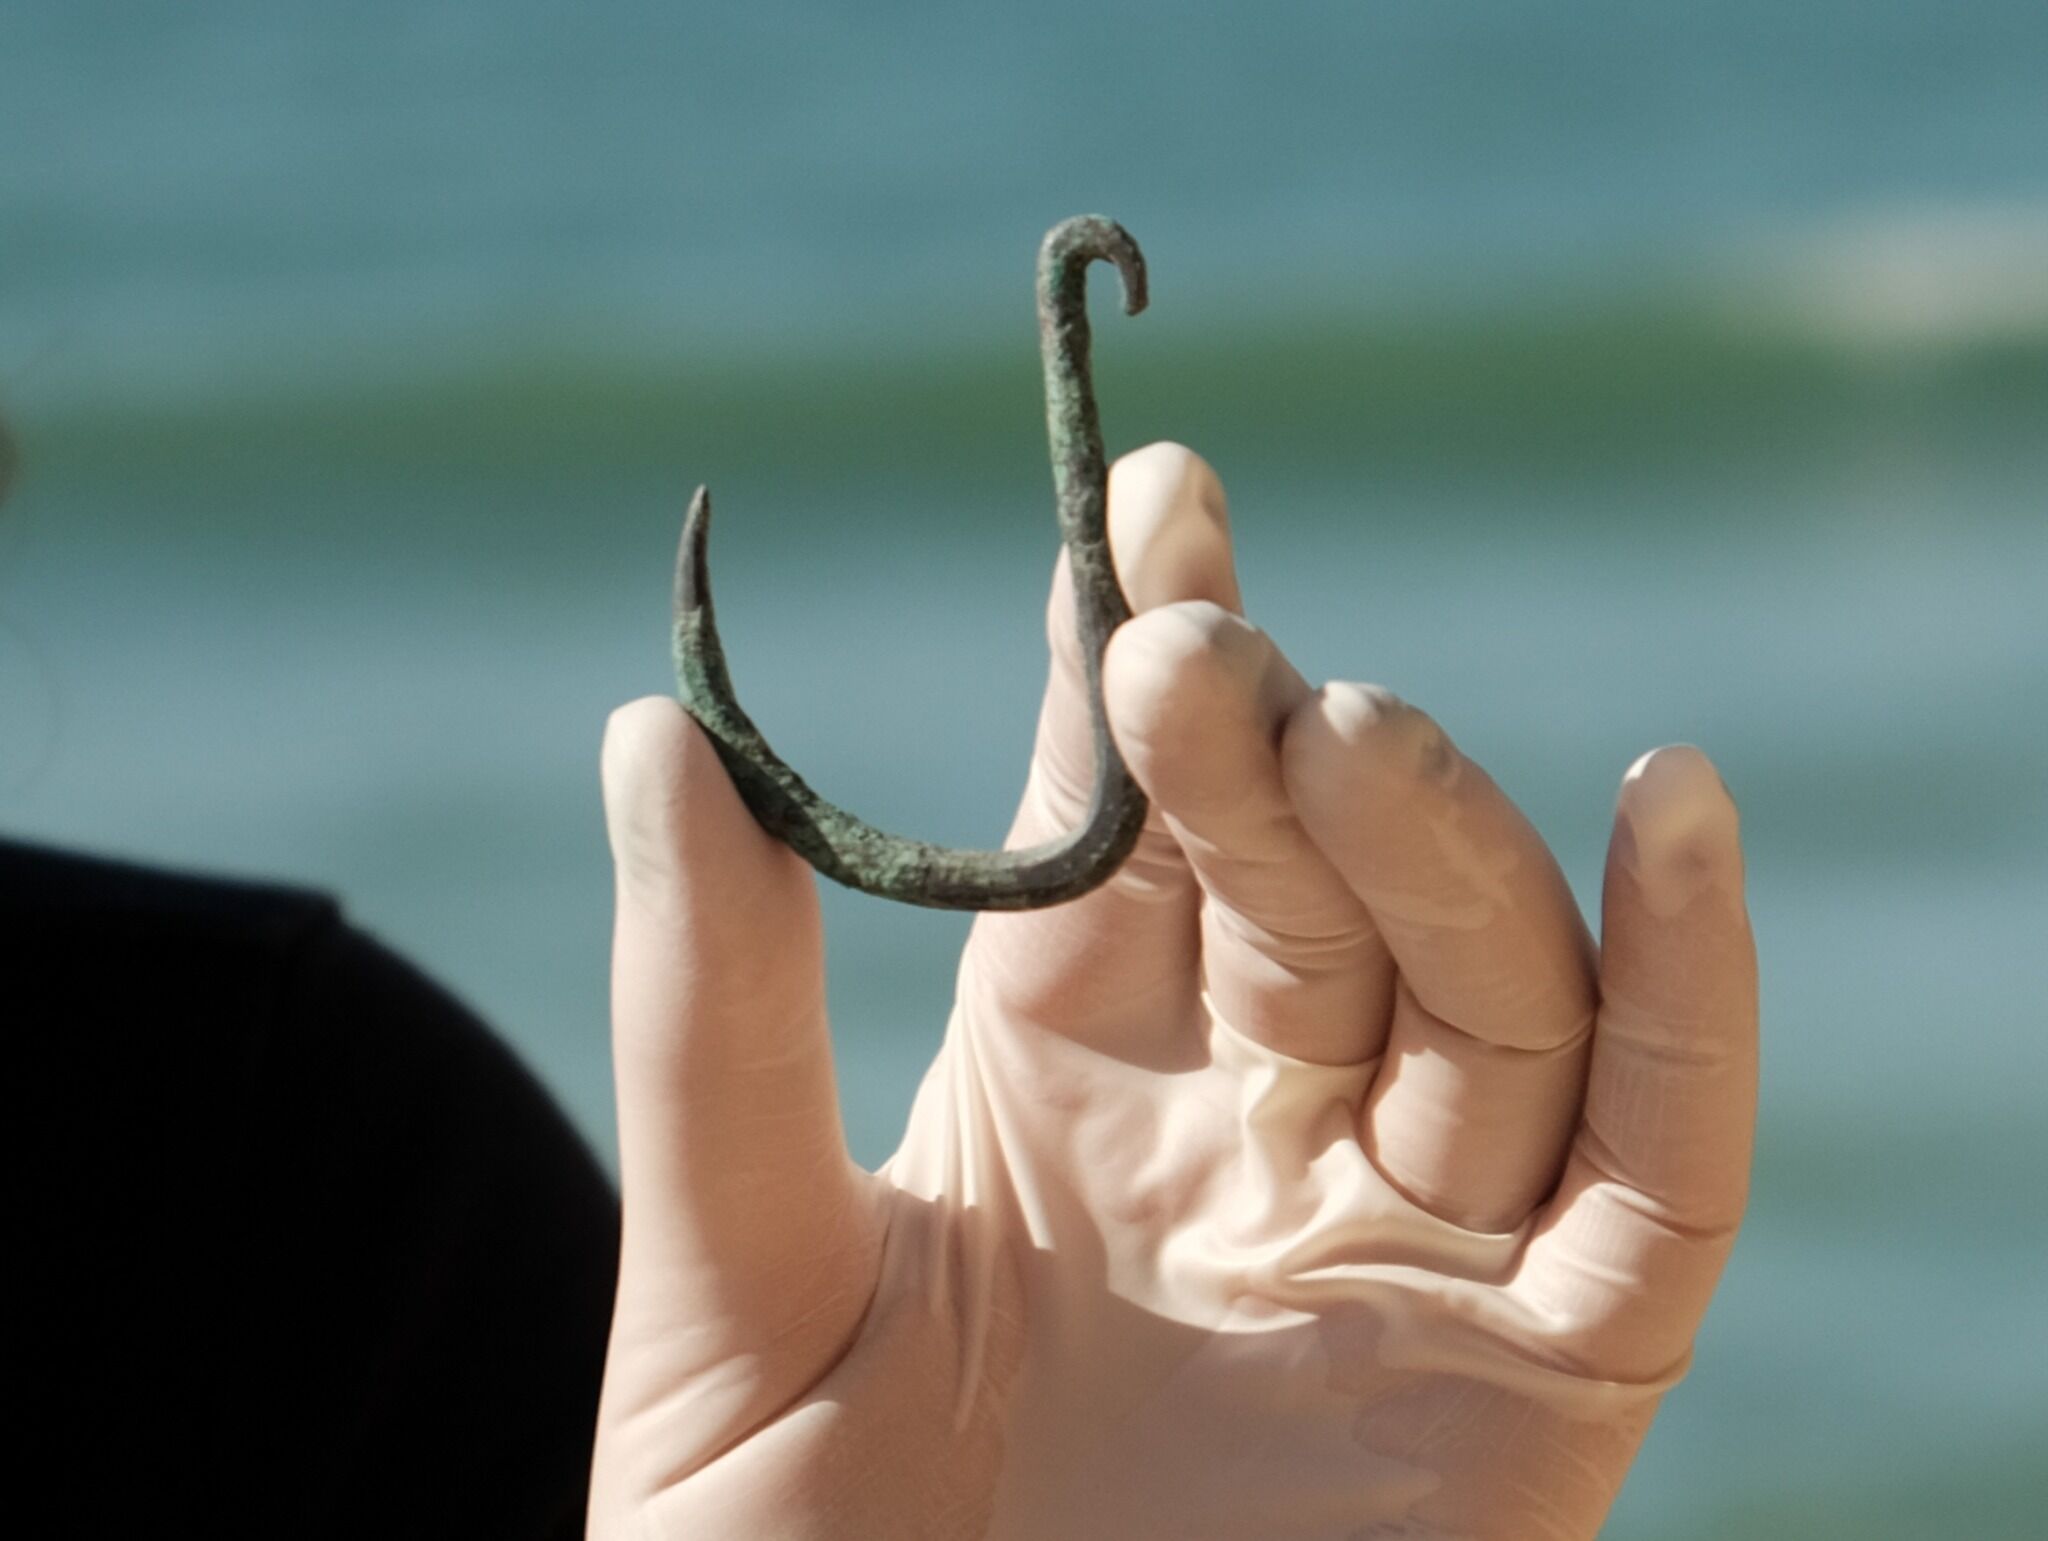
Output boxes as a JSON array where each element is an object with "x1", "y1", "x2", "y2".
[{"x1": 4, "y1": 4, "x2": 2045, "y2": 1533}]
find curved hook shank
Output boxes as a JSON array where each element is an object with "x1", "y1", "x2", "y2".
[{"x1": 673, "y1": 215, "x2": 1151, "y2": 911}]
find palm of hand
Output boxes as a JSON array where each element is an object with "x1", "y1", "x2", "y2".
[{"x1": 591, "y1": 446, "x2": 1757, "y2": 1541}]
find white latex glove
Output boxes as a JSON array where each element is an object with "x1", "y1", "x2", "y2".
[{"x1": 590, "y1": 443, "x2": 1759, "y2": 1540}]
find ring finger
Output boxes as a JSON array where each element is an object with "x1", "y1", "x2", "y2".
[{"x1": 1283, "y1": 683, "x2": 1597, "y2": 1231}]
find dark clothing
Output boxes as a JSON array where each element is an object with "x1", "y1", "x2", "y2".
[{"x1": 10, "y1": 838, "x2": 618, "y2": 1539}]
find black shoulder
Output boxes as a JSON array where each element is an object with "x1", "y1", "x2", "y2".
[
  {"x1": 0, "y1": 834, "x2": 339, "y2": 946},
  {"x1": 11, "y1": 836, "x2": 614, "y2": 1536},
  {"x1": 3, "y1": 837, "x2": 347, "y2": 1058}
]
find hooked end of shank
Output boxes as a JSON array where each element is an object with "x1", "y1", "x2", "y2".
[{"x1": 1040, "y1": 214, "x2": 1147, "y2": 318}]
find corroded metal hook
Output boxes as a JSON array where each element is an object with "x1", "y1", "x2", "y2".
[{"x1": 672, "y1": 214, "x2": 1150, "y2": 910}]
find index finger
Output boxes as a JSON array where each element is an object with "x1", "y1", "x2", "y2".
[{"x1": 966, "y1": 443, "x2": 1237, "y2": 1061}]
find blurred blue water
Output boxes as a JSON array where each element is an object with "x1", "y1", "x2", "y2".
[
  {"x1": 9, "y1": 0, "x2": 2048, "y2": 394},
  {"x1": 4, "y1": 4, "x2": 2046, "y2": 1535}
]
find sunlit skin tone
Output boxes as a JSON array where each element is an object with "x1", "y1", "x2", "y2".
[{"x1": 590, "y1": 443, "x2": 1759, "y2": 1540}]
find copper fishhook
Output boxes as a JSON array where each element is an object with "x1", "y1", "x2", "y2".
[{"x1": 673, "y1": 214, "x2": 1149, "y2": 909}]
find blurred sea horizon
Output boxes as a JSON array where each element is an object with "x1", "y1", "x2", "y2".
[{"x1": 6, "y1": 4, "x2": 2046, "y2": 1535}]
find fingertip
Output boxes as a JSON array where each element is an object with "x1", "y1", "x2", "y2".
[
  {"x1": 1279, "y1": 682, "x2": 1460, "y2": 820},
  {"x1": 1103, "y1": 602, "x2": 1290, "y2": 806},
  {"x1": 1104, "y1": 599, "x2": 1247, "y2": 701},
  {"x1": 1621, "y1": 742, "x2": 1728, "y2": 798},
  {"x1": 1106, "y1": 441, "x2": 1242, "y2": 613},
  {"x1": 1040, "y1": 440, "x2": 1234, "y2": 667},
  {"x1": 601, "y1": 697, "x2": 700, "y2": 892},
  {"x1": 601, "y1": 696, "x2": 781, "y2": 909},
  {"x1": 1109, "y1": 441, "x2": 1226, "y2": 527},
  {"x1": 1615, "y1": 745, "x2": 1743, "y2": 916},
  {"x1": 602, "y1": 691, "x2": 690, "y2": 756},
  {"x1": 601, "y1": 695, "x2": 693, "y2": 825},
  {"x1": 1101, "y1": 601, "x2": 1234, "y2": 765}
]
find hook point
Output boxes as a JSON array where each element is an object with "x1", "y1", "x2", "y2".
[{"x1": 676, "y1": 484, "x2": 714, "y2": 617}]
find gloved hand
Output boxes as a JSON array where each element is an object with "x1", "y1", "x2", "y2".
[{"x1": 589, "y1": 443, "x2": 1758, "y2": 1540}]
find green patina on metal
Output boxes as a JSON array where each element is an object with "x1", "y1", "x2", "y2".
[{"x1": 672, "y1": 214, "x2": 1150, "y2": 910}]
